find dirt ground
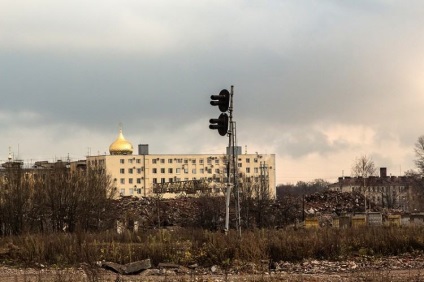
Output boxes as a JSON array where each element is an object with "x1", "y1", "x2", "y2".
[{"x1": 1, "y1": 267, "x2": 424, "y2": 282}]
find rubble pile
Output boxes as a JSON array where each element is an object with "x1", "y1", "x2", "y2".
[
  {"x1": 96, "y1": 251, "x2": 424, "y2": 277},
  {"x1": 109, "y1": 190, "x2": 386, "y2": 229},
  {"x1": 274, "y1": 252, "x2": 424, "y2": 274},
  {"x1": 110, "y1": 196, "x2": 225, "y2": 229},
  {"x1": 2, "y1": 253, "x2": 424, "y2": 281},
  {"x1": 304, "y1": 190, "x2": 375, "y2": 215}
]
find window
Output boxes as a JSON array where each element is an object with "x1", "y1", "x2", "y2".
[
  {"x1": 120, "y1": 188, "x2": 125, "y2": 195},
  {"x1": 176, "y1": 159, "x2": 182, "y2": 163},
  {"x1": 168, "y1": 159, "x2": 173, "y2": 164},
  {"x1": 176, "y1": 168, "x2": 181, "y2": 174},
  {"x1": 137, "y1": 168, "x2": 142, "y2": 174},
  {"x1": 129, "y1": 178, "x2": 133, "y2": 184},
  {"x1": 152, "y1": 168, "x2": 157, "y2": 174},
  {"x1": 246, "y1": 158, "x2": 250, "y2": 163},
  {"x1": 120, "y1": 159, "x2": 125, "y2": 164},
  {"x1": 254, "y1": 168, "x2": 259, "y2": 173},
  {"x1": 120, "y1": 178, "x2": 125, "y2": 184},
  {"x1": 153, "y1": 178, "x2": 157, "y2": 184},
  {"x1": 207, "y1": 158, "x2": 212, "y2": 164},
  {"x1": 161, "y1": 178, "x2": 166, "y2": 183},
  {"x1": 137, "y1": 178, "x2": 141, "y2": 184},
  {"x1": 136, "y1": 159, "x2": 141, "y2": 164},
  {"x1": 129, "y1": 188, "x2": 134, "y2": 195},
  {"x1": 192, "y1": 159, "x2": 196, "y2": 164},
  {"x1": 120, "y1": 168, "x2": 125, "y2": 174},
  {"x1": 169, "y1": 178, "x2": 173, "y2": 182},
  {"x1": 184, "y1": 159, "x2": 188, "y2": 164},
  {"x1": 184, "y1": 169, "x2": 189, "y2": 174},
  {"x1": 246, "y1": 167, "x2": 250, "y2": 173},
  {"x1": 128, "y1": 168, "x2": 133, "y2": 174},
  {"x1": 192, "y1": 169, "x2": 196, "y2": 174},
  {"x1": 199, "y1": 159, "x2": 204, "y2": 164},
  {"x1": 200, "y1": 168, "x2": 204, "y2": 174},
  {"x1": 168, "y1": 168, "x2": 173, "y2": 173},
  {"x1": 254, "y1": 158, "x2": 258, "y2": 163},
  {"x1": 152, "y1": 159, "x2": 157, "y2": 164},
  {"x1": 160, "y1": 168, "x2": 165, "y2": 173},
  {"x1": 128, "y1": 159, "x2": 133, "y2": 164},
  {"x1": 215, "y1": 159, "x2": 219, "y2": 164},
  {"x1": 215, "y1": 169, "x2": 220, "y2": 174},
  {"x1": 238, "y1": 163, "x2": 242, "y2": 168},
  {"x1": 160, "y1": 159, "x2": 165, "y2": 164}
]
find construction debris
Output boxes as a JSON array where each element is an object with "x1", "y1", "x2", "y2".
[
  {"x1": 100, "y1": 259, "x2": 151, "y2": 275},
  {"x1": 109, "y1": 190, "x2": 412, "y2": 231}
]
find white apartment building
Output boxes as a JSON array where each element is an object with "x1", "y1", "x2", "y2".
[{"x1": 86, "y1": 129, "x2": 276, "y2": 198}]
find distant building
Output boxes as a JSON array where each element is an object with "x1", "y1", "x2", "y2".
[
  {"x1": 0, "y1": 129, "x2": 276, "y2": 199},
  {"x1": 86, "y1": 129, "x2": 276, "y2": 198},
  {"x1": 329, "y1": 167, "x2": 412, "y2": 210}
]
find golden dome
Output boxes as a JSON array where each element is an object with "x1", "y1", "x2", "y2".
[{"x1": 109, "y1": 129, "x2": 133, "y2": 155}]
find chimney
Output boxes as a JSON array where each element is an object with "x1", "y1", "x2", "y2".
[
  {"x1": 380, "y1": 167, "x2": 387, "y2": 178},
  {"x1": 138, "y1": 144, "x2": 149, "y2": 155}
]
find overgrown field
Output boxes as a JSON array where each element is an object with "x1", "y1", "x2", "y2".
[{"x1": 1, "y1": 226, "x2": 424, "y2": 268}]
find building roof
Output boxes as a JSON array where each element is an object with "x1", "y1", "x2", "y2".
[{"x1": 329, "y1": 175, "x2": 415, "y2": 188}]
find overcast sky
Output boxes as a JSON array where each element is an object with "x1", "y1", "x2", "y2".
[{"x1": 1, "y1": 1, "x2": 424, "y2": 185}]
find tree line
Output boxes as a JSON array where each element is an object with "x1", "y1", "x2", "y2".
[{"x1": 0, "y1": 165, "x2": 116, "y2": 235}]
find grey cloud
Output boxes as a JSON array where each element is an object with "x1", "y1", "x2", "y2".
[{"x1": 1, "y1": 1, "x2": 424, "y2": 183}]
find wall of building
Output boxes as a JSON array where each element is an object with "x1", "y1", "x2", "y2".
[
  {"x1": 87, "y1": 152, "x2": 276, "y2": 198},
  {"x1": 329, "y1": 170, "x2": 412, "y2": 210}
]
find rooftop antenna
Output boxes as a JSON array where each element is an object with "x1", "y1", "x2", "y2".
[{"x1": 245, "y1": 145, "x2": 247, "y2": 154}]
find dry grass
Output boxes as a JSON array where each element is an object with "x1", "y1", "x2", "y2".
[{"x1": 1, "y1": 226, "x2": 424, "y2": 269}]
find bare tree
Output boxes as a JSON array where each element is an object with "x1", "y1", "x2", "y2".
[
  {"x1": 351, "y1": 155, "x2": 376, "y2": 212},
  {"x1": 415, "y1": 136, "x2": 424, "y2": 175},
  {"x1": 0, "y1": 165, "x2": 32, "y2": 235},
  {"x1": 351, "y1": 155, "x2": 376, "y2": 179}
]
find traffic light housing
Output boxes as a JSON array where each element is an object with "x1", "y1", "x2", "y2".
[
  {"x1": 209, "y1": 113, "x2": 229, "y2": 136},
  {"x1": 210, "y1": 89, "x2": 230, "y2": 112}
]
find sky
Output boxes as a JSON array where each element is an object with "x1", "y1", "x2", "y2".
[{"x1": 1, "y1": 0, "x2": 424, "y2": 185}]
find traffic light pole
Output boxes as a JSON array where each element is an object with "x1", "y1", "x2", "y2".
[
  {"x1": 233, "y1": 121, "x2": 241, "y2": 237},
  {"x1": 209, "y1": 85, "x2": 239, "y2": 235},
  {"x1": 224, "y1": 86, "x2": 233, "y2": 234},
  {"x1": 224, "y1": 86, "x2": 241, "y2": 236}
]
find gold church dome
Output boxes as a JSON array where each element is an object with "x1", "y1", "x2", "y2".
[{"x1": 109, "y1": 129, "x2": 133, "y2": 155}]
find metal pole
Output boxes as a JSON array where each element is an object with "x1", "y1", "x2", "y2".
[
  {"x1": 224, "y1": 86, "x2": 234, "y2": 234},
  {"x1": 233, "y1": 121, "x2": 241, "y2": 237}
]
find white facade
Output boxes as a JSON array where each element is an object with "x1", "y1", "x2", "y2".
[{"x1": 87, "y1": 152, "x2": 276, "y2": 198}]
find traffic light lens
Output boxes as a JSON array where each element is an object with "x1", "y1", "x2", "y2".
[
  {"x1": 210, "y1": 90, "x2": 230, "y2": 112},
  {"x1": 209, "y1": 113, "x2": 228, "y2": 136}
]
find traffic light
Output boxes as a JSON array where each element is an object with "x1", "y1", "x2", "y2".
[
  {"x1": 210, "y1": 89, "x2": 230, "y2": 112},
  {"x1": 209, "y1": 113, "x2": 229, "y2": 136}
]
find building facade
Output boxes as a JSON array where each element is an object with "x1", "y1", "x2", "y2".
[
  {"x1": 328, "y1": 167, "x2": 412, "y2": 210},
  {"x1": 86, "y1": 129, "x2": 276, "y2": 198}
]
